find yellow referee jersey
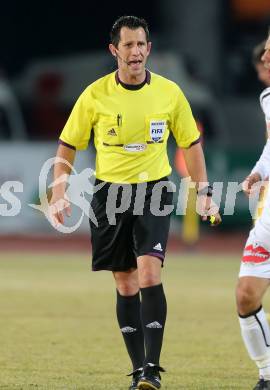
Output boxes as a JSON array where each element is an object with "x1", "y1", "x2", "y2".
[{"x1": 59, "y1": 70, "x2": 200, "y2": 183}]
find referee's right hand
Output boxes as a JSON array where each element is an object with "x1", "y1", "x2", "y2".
[{"x1": 49, "y1": 193, "x2": 71, "y2": 227}]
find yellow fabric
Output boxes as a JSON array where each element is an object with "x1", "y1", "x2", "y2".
[
  {"x1": 182, "y1": 187, "x2": 200, "y2": 245},
  {"x1": 254, "y1": 183, "x2": 269, "y2": 221},
  {"x1": 60, "y1": 71, "x2": 200, "y2": 183}
]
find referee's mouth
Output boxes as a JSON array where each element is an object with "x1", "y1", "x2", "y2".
[{"x1": 128, "y1": 60, "x2": 143, "y2": 67}]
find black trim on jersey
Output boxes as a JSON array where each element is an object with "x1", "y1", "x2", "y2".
[
  {"x1": 261, "y1": 92, "x2": 270, "y2": 101},
  {"x1": 58, "y1": 139, "x2": 76, "y2": 150},
  {"x1": 103, "y1": 140, "x2": 164, "y2": 146},
  {"x1": 103, "y1": 142, "x2": 124, "y2": 147},
  {"x1": 145, "y1": 69, "x2": 151, "y2": 84},
  {"x1": 184, "y1": 136, "x2": 201, "y2": 149},
  {"x1": 115, "y1": 69, "x2": 151, "y2": 90}
]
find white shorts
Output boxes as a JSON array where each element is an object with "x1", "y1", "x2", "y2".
[{"x1": 239, "y1": 227, "x2": 270, "y2": 279}]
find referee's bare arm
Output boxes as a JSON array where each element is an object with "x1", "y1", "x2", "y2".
[
  {"x1": 182, "y1": 142, "x2": 222, "y2": 225},
  {"x1": 182, "y1": 143, "x2": 208, "y2": 186},
  {"x1": 49, "y1": 144, "x2": 76, "y2": 226}
]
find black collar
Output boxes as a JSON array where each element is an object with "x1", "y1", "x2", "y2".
[{"x1": 115, "y1": 69, "x2": 151, "y2": 90}]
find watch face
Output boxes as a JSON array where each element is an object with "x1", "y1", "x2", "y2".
[{"x1": 207, "y1": 186, "x2": 213, "y2": 196}]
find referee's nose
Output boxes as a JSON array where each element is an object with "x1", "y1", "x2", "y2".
[{"x1": 131, "y1": 44, "x2": 141, "y2": 56}]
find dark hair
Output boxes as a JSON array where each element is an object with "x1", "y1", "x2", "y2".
[
  {"x1": 252, "y1": 40, "x2": 266, "y2": 66},
  {"x1": 110, "y1": 16, "x2": 150, "y2": 47}
]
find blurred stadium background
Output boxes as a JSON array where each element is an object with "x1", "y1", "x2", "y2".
[
  {"x1": 1, "y1": 0, "x2": 270, "y2": 243},
  {"x1": 1, "y1": 1, "x2": 270, "y2": 388}
]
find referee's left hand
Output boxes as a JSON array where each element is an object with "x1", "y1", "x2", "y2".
[{"x1": 197, "y1": 195, "x2": 222, "y2": 226}]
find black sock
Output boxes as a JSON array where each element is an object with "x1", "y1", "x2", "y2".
[
  {"x1": 116, "y1": 290, "x2": 145, "y2": 370},
  {"x1": 140, "y1": 283, "x2": 167, "y2": 366}
]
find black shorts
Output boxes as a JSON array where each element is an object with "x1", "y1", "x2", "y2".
[{"x1": 90, "y1": 177, "x2": 174, "y2": 272}]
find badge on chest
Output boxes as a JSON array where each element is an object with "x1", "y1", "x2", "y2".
[{"x1": 150, "y1": 120, "x2": 166, "y2": 142}]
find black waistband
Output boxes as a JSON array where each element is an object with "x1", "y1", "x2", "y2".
[{"x1": 95, "y1": 176, "x2": 168, "y2": 187}]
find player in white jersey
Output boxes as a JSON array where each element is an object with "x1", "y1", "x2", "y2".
[
  {"x1": 236, "y1": 34, "x2": 270, "y2": 390},
  {"x1": 253, "y1": 41, "x2": 270, "y2": 89},
  {"x1": 252, "y1": 41, "x2": 270, "y2": 221}
]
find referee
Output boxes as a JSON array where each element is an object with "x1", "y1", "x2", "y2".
[{"x1": 50, "y1": 16, "x2": 221, "y2": 390}]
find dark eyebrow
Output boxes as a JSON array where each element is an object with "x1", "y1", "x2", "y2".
[{"x1": 123, "y1": 40, "x2": 146, "y2": 45}]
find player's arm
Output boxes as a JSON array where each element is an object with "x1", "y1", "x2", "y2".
[
  {"x1": 242, "y1": 89, "x2": 270, "y2": 196},
  {"x1": 49, "y1": 87, "x2": 93, "y2": 226},
  {"x1": 182, "y1": 142, "x2": 221, "y2": 225},
  {"x1": 170, "y1": 87, "x2": 221, "y2": 225},
  {"x1": 243, "y1": 121, "x2": 270, "y2": 196},
  {"x1": 49, "y1": 144, "x2": 76, "y2": 226},
  {"x1": 182, "y1": 142, "x2": 207, "y2": 185}
]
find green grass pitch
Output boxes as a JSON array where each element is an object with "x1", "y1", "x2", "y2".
[{"x1": 0, "y1": 252, "x2": 267, "y2": 389}]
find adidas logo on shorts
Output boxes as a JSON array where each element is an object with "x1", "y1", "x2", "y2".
[{"x1": 153, "y1": 243, "x2": 162, "y2": 251}]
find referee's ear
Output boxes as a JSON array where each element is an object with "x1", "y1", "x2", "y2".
[{"x1": 109, "y1": 43, "x2": 117, "y2": 58}]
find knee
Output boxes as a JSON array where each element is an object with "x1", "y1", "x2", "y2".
[
  {"x1": 114, "y1": 272, "x2": 139, "y2": 296},
  {"x1": 140, "y1": 272, "x2": 161, "y2": 288},
  {"x1": 236, "y1": 284, "x2": 260, "y2": 315},
  {"x1": 138, "y1": 269, "x2": 161, "y2": 288},
  {"x1": 137, "y1": 256, "x2": 162, "y2": 288},
  {"x1": 117, "y1": 282, "x2": 138, "y2": 296}
]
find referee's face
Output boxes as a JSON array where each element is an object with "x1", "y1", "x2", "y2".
[{"x1": 110, "y1": 27, "x2": 151, "y2": 83}]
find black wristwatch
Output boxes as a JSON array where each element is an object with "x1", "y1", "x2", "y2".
[{"x1": 197, "y1": 185, "x2": 213, "y2": 197}]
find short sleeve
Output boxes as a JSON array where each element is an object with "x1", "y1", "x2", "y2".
[
  {"x1": 170, "y1": 87, "x2": 200, "y2": 148},
  {"x1": 59, "y1": 87, "x2": 93, "y2": 150},
  {"x1": 260, "y1": 88, "x2": 270, "y2": 121}
]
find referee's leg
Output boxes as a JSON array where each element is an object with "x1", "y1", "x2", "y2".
[
  {"x1": 137, "y1": 255, "x2": 167, "y2": 368},
  {"x1": 113, "y1": 269, "x2": 145, "y2": 372}
]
